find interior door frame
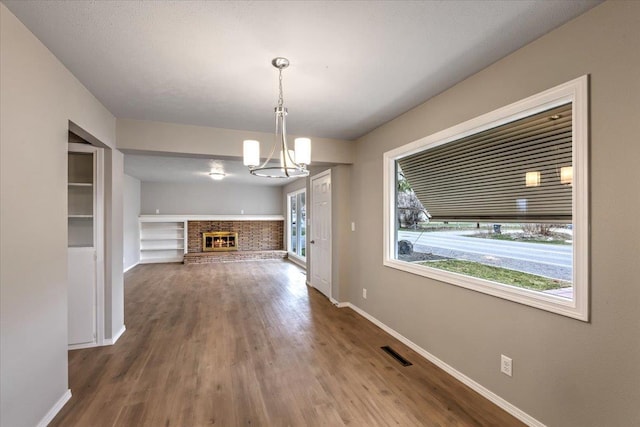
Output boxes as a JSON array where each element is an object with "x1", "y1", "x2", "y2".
[{"x1": 309, "y1": 169, "x2": 332, "y2": 300}]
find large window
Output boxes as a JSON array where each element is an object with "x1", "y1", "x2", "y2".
[
  {"x1": 383, "y1": 76, "x2": 589, "y2": 320},
  {"x1": 288, "y1": 189, "x2": 306, "y2": 260}
]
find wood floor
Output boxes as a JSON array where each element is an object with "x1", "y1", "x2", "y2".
[{"x1": 52, "y1": 260, "x2": 525, "y2": 426}]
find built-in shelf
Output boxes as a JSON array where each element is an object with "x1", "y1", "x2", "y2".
[
  {"x1": 139, "y1": 218, "x2": 187, "y2": 264},
  {"x1": 68, "y1": 151, "x2": 95, "y2": 248},
  {"x1": 141, "y1": 247, "x2": 185, "y2": 251}
]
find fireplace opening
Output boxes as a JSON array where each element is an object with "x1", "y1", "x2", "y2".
[{"x1": 203, "y1": 231, "x2": 238, "y2": 252}]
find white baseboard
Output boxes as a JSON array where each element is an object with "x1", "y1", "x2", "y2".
[
  {"x1": 123, "y1": 262, "x2": 139, "y2": 273},
  {"x1": 340, "y1": 302, "x2": 545, "y2": 427},
  {"x1": 69, "y1": 325, "x2": 126, "y2": 350},
  {"x1": 286, "y1": 254, "x2": 307, "y2": 269},
  {"x1": 68, "y1": 341, "x2": 97, "y2": 350},
  {"x1": 37, "y1": 389, "x2": 71, "y2": 427},
  {"x1": 105, "y1": 325, "x2": 126, "y2": 345},
  {"x1": 329, "y1": 298, "x2": 349, "y2": 308}
]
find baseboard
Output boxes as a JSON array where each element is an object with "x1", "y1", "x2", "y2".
[
  {"x1": 329, "y1": 298, "x2": 349, "y2": 308},
  {"x1": 37, "y1": 389, "x2": 71, "y2": 427},
  {"x1": 340, "y1": 302, "x2": 545, "y2": 427},
  {"x1": 69, "y1": 325, "x2": 126, "y2": 350},
  {"x1": 105, "y1": 325, "x2": 126, "y2": 345},
  {"x1": 68, "y1": 341, "x2": 97, "y2": 350},
  {"x1": 286, "y1": 254, "x2": 307, "y2": 269},
  {"x1": 123, "y1": 262, "x2": 139, "y2": 273}
]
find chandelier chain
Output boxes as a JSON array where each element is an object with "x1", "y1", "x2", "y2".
[{"x1": 278, "y1": 68, "x2": 284, "y2": 108}]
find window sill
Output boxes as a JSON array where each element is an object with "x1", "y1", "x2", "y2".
[{"x1": 383, "y1": 258, "x2": 587, "y2": 321}]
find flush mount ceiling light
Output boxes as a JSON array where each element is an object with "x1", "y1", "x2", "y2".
[
  {"x1": 243, "y1": 57, "x2": 311, "y2": 178},
  {"x1": 209, "y1": 172, "x2": 226, "y2": 181}
]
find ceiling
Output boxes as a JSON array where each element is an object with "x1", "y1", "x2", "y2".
[
  {"x1": 124, "y1": 155, "x2": 288, "y2": 187},
  {"x1": 4, "y1": 0, "x2": 600, "y2": 142}
]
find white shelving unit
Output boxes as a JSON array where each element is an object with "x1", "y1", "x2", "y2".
[
  {"x1": 68, "y1": 143, "x2": 104, "y2": 348},
  {"x1": 139, "y1": 218, "x2": 187, "y2": 263}
]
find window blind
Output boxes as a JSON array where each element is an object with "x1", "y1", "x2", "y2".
[{"x1": 397, "y1": 103, "x2": 573, "y2": 222}]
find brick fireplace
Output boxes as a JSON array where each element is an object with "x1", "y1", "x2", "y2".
[{"x1": 184, "y1": 220, "x2": 286, "y2": 264}]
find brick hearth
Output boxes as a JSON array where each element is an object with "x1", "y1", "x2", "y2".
[{"x1": 183, "y1": 250, "x2": 287, "y2": 264}]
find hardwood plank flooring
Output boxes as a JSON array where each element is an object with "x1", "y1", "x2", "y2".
[{"x1": 52, "y1": 260, "x2": 525, "y2": 426}]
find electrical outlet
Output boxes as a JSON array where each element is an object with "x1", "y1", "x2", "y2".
[
  {"x1": 351, "y1": 222, "x2": 356, "y2": 232},
  {"x1": 155, "y1": 208, "x2": 160, "y2": 214},
  {"x1": 501, "y1": 354, "x2": 513, "y2": 377},
  {"x1": 362, "y1": 288, "x2": 367, "y2": 299}
]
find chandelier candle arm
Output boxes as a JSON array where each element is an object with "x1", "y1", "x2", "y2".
[{"x1": 242, "y1": 57, "x2": 311, "y2": 178}]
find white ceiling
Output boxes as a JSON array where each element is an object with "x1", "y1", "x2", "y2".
[
  {"x1": 4, "y1": 0, "x2": 600, "y2": 142},
  {"x1": 124, "y1": 154, "x2": 292, "y2": 187}
]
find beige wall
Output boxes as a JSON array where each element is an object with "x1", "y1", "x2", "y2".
[
  {"x1": 330, "y1": 165, "x2": 352, "y2": 302},
  {"x1": 0, "y1": 4, "x2": 119, "y2": 426},
  {"x1": 117, "y1": 118, "x2": 355, "y2": 165},
  {"x1": 141, "y1": 181, "x2": 283, "y2": 215},
  {"x1": 105, "y1": 149, "x2": 125, "y2": 337},
  {"x1": 349, "y1": 2, "x2": 640, "y2": 426},
  {"x1": 123, "y1": 174, "x2": 141, "y2": 271}
]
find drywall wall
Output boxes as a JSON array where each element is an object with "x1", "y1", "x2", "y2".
[
  {"x1": 141, "y1": 181, "x2": 283, "y2": 215},
  {"x1": 330, "y1": 165, "x2": 352, "y2": 302},
  {"x1": 349, "y1": 2, "x2": 640, "y2": 426},
  {"x1": 117, "y1": 118, "x2": 355, "y2": 165},
  {"x1": 123, "y1": 174, "x2": 141, "y2": 271},
  {"x1": 301, "y1": 166, "x2": 352, "y2": 301},
  {"x1": 106, "y1": 149, "x2": 125, "y2": 339},
  {"x1": 0, "y1": 4, "x2": 119, "y2": 426}
]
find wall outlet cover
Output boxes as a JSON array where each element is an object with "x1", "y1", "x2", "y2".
[{"x1": 501, "y1": 354, "x2": 513, "y2": 377}]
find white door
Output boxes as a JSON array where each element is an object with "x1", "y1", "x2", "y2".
[{"x1": 310, "y1": 170, "x2": 331, "y2": 299}]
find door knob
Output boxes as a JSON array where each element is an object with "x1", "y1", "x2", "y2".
[{"x1": 310, "y1": 240, "x2": 315, "y2": 244}]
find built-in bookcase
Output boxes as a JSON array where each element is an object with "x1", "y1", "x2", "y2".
[
  {"x1": 140, "y1": 219, "x2": 187, "y2": 263},
  {"x1": 68, "y1": 142, "x2": 104, "y2": 348},
  {"x1": 68, "y1": 151, "x2": 95, "y2": 247}
]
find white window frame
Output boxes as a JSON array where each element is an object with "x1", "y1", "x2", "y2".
[
  {"x1": 383, "y1": 76, "x2": 589, "y2": 321},
  {"x1": 287, "y1": 188, "x2": 306, "y2": 262}
]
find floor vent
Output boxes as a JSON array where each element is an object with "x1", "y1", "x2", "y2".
[{"x1": 381, "y1": 346, "x2": 412, "y2": 366}]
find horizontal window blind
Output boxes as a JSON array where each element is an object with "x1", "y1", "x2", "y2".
[{"x1": 397, "y1": 103, "x2": 573, "y2": 222}]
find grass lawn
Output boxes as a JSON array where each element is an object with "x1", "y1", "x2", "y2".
[
  {"x1": 468, "y1": 232, "x2": 571, "y2": 245},
  {"x1": 420, "y1": 259, "x2": 571, "y2": 291}
]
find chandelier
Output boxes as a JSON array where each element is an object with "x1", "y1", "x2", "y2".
[{"x1": 243, "y1": 57, "x2": 311, "y2": 178}]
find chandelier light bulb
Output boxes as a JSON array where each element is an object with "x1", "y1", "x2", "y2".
[
  {"x1": 294, "y1": 138, "x2": 311, "y2": 165},
  {"x1": 243, "y1": 140, "x2": 260, "y2": 167},
  {"x1": 525, "y1": 171, "x2": 541, "y2": 187},
  {"x1": 560, "y1": 166, "x2": 573, "y2": 186}
]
